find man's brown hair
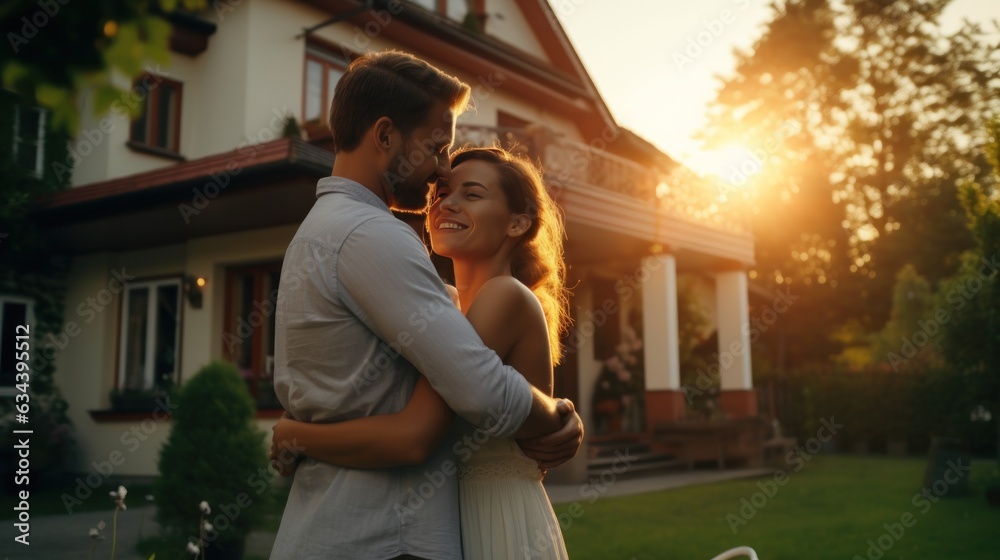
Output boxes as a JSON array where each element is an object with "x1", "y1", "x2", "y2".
[{"x1": 328, "y1": 50, "x2": 471, "y2": 153}]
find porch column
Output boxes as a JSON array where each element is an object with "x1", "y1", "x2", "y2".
[
  {"x1": 642, "y1": 254, "x2": 685, "y2": 427},
  {"x1": 714, "y1": 270, "x2": 756, "y2": 418}
]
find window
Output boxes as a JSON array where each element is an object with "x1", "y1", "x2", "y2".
[
  {"x1": 222, "y1": 263, "x2": 281, "y2": 408},
  {"x1": 130, "y1": 74, "x2": 183, "y2": 153},
  {"x1": 117, "y1": 279, "x2": 182, "y2": 391},
  {"x1": 0, "y1": 297, "x2": 34, "y2": 396},
  {"x1": 303, "y1": 47, "x2": 348, "y2": 124},
  {"x1": 11, "y1": 106, "x2": 45, "y2": 177},
  {"x1": 409, "y1": 0, "x2": 468, "y2": 20}
]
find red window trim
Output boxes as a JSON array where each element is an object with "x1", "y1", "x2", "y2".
[
  {"x1": 129, "y1": 74, "x2": 184, "y2": 155},
  {"x1": 302, "y1": 50, "x2": 350, "y2": 126}
]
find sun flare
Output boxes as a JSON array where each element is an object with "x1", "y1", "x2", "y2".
[{"x1": 681, "y1": 144, "x2": 766, "y2": 188}]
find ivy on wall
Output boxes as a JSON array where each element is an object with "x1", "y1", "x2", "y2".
[{"x1": 0, "y1": 89, "x2": 76, "y2": 480}]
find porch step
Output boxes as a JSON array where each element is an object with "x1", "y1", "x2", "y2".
[
  {"x1": 586, "y1": 451, "x2": 686, "y2": 478},
  {"x1": 586, "y1": 435, "x2": 687, "y2": 479}
]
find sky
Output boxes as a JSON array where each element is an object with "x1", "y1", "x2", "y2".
[{"x1": 554, "y1": 0, "x2": 1000, "y2": 174}]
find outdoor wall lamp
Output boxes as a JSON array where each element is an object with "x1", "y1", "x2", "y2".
[{"x1": 185, "y1": 276, "x2": 207, "y2": 309}]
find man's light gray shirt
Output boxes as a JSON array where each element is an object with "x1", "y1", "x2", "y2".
[{"x1": 270, "y1": 177, "x2": 534, "y2": 560}]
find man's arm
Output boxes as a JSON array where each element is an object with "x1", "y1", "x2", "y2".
[{"x1": 337, "y1": 217, "x2": 565, "y2": 438}]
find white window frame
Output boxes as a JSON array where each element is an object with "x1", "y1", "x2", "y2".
[
  {"x1": 407, "y1": 0, "x2": 467, "y2": 21},
  {"x1": 117, "y1": 278, "x2": 183, "y2": 391},
  {"x1": 303, "y1": 45, "x2": 349, "y2": 124},
  {"x1": 0, "y1": 296, "x2": 36, "y2": 397},
  {"x1": 11, "y1": 106, "x2": 45, "y2": 178}
]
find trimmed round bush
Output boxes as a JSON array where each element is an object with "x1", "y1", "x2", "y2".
[{"x1": 155, "y1": 361, "x2": 269, "y2": 552}]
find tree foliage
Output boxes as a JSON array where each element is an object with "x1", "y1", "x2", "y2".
[
  {"x1": 701, "y1": 0, "x2": 1000, "y2": 367},
  {"x1": 1, "y1": 0, "x2": 206, "y2": 133},
  {"x1": 938, "y1": 119, "x2": 1000, "y2": 460},
  {"x1": 870, "y1": 263, "x2": 943, "y2": 371}
]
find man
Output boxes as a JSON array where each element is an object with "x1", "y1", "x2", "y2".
[{"x1": 270, "y1": 50, "x2": 583, "y2": 560}]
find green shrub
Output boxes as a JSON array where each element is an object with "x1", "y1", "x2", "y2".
[
  {"x1": 154, "y1": 361, "x2": 269, "y2": 552},
  {"x1": 758, "y1": 366, "x2": 996, "y2": 457}
]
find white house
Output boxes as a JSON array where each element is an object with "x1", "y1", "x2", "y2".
[{"x1": 25, "y1": 0, "x2": 756, "y2": 482}]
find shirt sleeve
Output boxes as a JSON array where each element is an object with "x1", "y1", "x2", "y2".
[{"x1": 336, "y1": 215, "x2": 533, "y2": 438}]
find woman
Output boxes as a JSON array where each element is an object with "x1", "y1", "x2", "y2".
[{"x1": 271, "y1": 146, "x2": 572, "y2": 559}]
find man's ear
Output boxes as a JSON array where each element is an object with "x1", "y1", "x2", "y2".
[
  {"x1": 372, "y1": 117, "x2": 395, "y2": 153},
  {"x1": 508, "y1": 214, "x2": 532, "y2": 237}
]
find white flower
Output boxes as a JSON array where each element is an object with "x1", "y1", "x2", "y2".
[
  {"x1": 199, "y1": 500, "x2": 211, "y2": 515},
  {"x1": 89, "y1": 528, "x2": 99, "y2": 538},
  {"x1": 117, "y1": 486, "x2": 127, "y2": 500},
  {"x1": 109, "y1": 491, "x2": 118, "y2": 498},
  {"x1": 97, "y1": 520, "x2": 105, "y2": 530},
  {"x1": 186, "y1": 541, "x2": 200, "y2": 555},
  {"x1": 203, "y1": 521, "x2": 214, "y2": 533}
]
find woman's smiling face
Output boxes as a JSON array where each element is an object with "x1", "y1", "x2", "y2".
[{"x1": 427, "y1": 159, "x2": 518, "y2": 261}]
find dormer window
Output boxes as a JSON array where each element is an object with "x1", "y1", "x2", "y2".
[
  {"x1": 129, "y1": 74, "x2": 183, "y2": 155},
  {"x1": 410, "y1": 0, "x2": 469, "y2": 21},
  {"x1": 303, "y1": 46, "x2": 349, "y2": 126}
]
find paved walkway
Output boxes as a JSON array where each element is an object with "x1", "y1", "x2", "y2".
[{"x1": 1, "y1": 467, "x2": 771, "y2": 559}]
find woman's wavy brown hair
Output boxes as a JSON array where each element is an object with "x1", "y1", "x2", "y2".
[{"x1": 448, "y1": 146, "x2": 571, "y2": 365}]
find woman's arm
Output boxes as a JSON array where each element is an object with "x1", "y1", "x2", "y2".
[{"x1": 271, "y1": 375, "x2": 454, "y2": 469}]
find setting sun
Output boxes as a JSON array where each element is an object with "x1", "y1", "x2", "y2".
[{"x1": 681, "y1": 144, "x2": 766, "y2": 188}]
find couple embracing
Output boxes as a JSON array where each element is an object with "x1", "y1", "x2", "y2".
[{"x1": 268, "y1": 50, "x2": 582, "y2": 560}]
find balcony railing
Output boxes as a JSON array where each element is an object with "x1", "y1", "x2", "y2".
[{"x1": 454, "y1": 124, "x2": 750, "y2": 234}]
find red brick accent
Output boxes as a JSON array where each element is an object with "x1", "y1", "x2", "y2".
[
  {"x1": 645, "y1": 390, "x2": 686, "y2": 428},
  {"x1": 720, "y1": 390, "x2": 758, "y2": 419}
]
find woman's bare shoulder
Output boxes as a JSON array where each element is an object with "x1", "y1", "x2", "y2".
[{"x1": 470, "y1": 276, "x2": 545, "y2": 327}]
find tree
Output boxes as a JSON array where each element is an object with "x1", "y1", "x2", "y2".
[
  {"x1": 834, "y1": 0, "x2": 998, "y2": 322},
  {"x1": 701, "y1": 0, "x2": 1000, "y2": 368},
  {"x1": 701, "y1": 0, "x2": 860, "y2": 368},
  {"x1": 871, "y1": 264, "x2": 943, "y2": 372},
  {"x1": 939, "y1": 119, "x2": 1000, "y2": 463},
  {"x1": 1, "y1": 0, "x2": 206, "y2": 133}
]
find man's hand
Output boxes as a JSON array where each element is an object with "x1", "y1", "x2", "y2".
[
  {"x1": 517, "y1": 399, "x2": 584, "y2": 470},
  {"x1": 270, "y1": 411, "x2": 304, "y2": 477}
]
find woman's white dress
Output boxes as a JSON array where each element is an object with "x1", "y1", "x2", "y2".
[{"x1": 457, "y1": 431, "x2": 570, "y2": 559}]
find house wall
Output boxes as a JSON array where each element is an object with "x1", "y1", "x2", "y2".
[
  {"x1": 182, "y1": 225, "x2": 297, "y2": 377},
  {"x1": 485, "y1": 0, "x2": 550, "y2": 62},
  {"x1": 55, "y1": 226, "x2": 294, "y2": 476},
  {"x1": 71, "y1": 0, "x2": 581, "y2": 189},
  {"x1": 71, "y1": 5, "x2": 253, "y2": 187},
  {"x1": 57, "y1": 247, "x2": 185, "y2": 476}
]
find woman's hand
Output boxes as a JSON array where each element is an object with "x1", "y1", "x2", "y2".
[
  {"x1": 517, "y1": 399, "x2": 585, "y2": 470},
  {"x1": 270, "y1": 411, "x2": 304, "y2": 477}
]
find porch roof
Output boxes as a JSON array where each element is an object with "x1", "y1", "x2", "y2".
[{"x1": 35, "y1": 137, "x2": 333, "y2": 254}]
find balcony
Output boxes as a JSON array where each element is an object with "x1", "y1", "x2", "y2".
[{"x1": 454, "y1": 125, "x2": 750, "y2": 235}]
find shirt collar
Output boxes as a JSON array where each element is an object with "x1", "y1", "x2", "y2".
[{"x1": 316, "y1": 176, "x2": 390, "y2": 214}]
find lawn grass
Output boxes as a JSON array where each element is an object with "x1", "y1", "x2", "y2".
[
  {"x1": 554, "y1": 455, "x2": 1000, "y2": 560},
  {"x1": 13, "y1": 455, "x2": 996, "y2": 559}
]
